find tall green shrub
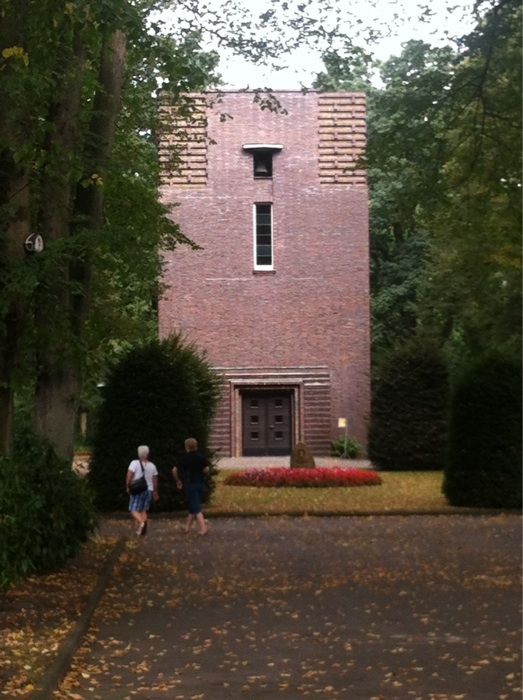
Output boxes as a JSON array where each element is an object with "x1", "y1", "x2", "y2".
[
  {"x1": 0, "y1": 432, "x2": 96, "y2": 589},
  {"x1": 443, "y1": 355, "x2": 522, "y2": 508},
  {"x1": 89, "y1": 334, "x2": 220, "y2": 511},
  {"x1": 369, "y1": 339, "x2": 449, "y2": 470}
]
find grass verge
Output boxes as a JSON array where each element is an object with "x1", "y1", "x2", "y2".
[{"x1": 207, "y1": 471, "x2": 461, "y2": 515}]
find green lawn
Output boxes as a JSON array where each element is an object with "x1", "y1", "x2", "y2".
[{"x1": 207, "y1": 470, "x2": 460, "y2": 514}]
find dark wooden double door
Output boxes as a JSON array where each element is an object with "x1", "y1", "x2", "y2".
[{"x1": 242, "y1": 391, "x2": 292, "y2": 456}]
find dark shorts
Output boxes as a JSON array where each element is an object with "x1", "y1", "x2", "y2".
[{"x1": 186, "y1": 482, "x2": 203, "y2": 515}]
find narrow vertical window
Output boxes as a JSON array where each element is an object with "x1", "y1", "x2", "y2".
[{"x1": 253, "y1": 203, "x2": 273, "y2": 270}]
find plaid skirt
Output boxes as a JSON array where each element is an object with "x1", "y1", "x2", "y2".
[{"x1": 129, "y1": 489, "x2": 152, "y2": 512}]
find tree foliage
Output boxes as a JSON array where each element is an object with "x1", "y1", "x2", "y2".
[
  {"x1": 0, "y1": 430, "x2": 96, "y2": 589},
  {"x1": 0, "y1": 0, "x2": 221, "y2": 457},
  {"x1": 89, "y1": 334, "x2": 220, "y2": 512},
  {"x1": 315, "y1": 0, "x2": 521, "y2": 370},
  {"x1": 368, "y1": 339, "x2": 449, "y2": 471},
  {"x1": 418, "y1": 0, "x2": 522, "y2": 365},
  {"x1": 443, "y1": 354, "x2": 522, "y2": 508}
]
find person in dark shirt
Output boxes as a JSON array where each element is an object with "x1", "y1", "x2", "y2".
[{"x1": 172, "y1": 437, "x2": 209, "y2": 535}]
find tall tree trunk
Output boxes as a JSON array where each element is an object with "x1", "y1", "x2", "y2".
[
  {"x1": 73, "y1": 29, "x2": 127, "y2": 315},
  {"x1": 31, "y1": 32, "x2": 86, "y2": 458},
  {"x1": 33, "y1": 30, "x2": 127, "y2": 460},
  {"x1": 32, "y1": 368, "x2": 80, "y2": 457},
  {"x1": 0, "y1": 387, "x2": 13, "y2": 456},
  {"x1": 0, "y1": 178, "x2": 29, "y2": 454},
  {"x1": 0, "y1": 1, "x2": 31, "y2": 455}
]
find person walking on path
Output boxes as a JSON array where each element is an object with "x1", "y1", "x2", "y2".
[
  {"x1": 172, "y1": 438, "x2": 209, "y2": 536},
  {"x1": 126, "y1": 445, "x2": 159, "y2": 537}
]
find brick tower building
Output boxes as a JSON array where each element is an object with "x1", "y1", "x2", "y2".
[{"x1": 159, "y1": 91, "x2": 370, "y2": 457}]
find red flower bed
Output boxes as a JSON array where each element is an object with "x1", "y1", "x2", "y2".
[{"x1": 224, "y1": 467, "x2": 382, "y2": 488}]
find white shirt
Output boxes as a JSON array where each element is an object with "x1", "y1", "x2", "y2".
[{"x1": 128, "y1": 459, "x2": 158, "y2": 491}]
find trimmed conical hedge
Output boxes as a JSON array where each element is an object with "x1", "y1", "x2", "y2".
[
  {"x1": 443, "y1": 355, "x2": 522, "y2": 508},
  {"x1": 369, "y1": 339, "x2": 449, "y2": 470},
  {"x1": 89, "y1": 335, "x2": 220, "y2": 511}
]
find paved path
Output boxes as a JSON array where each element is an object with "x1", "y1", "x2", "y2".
[
  {"x1": 55, "y1": 516, "x2": 521, "y2": 699},
  {"x1": 216, "y1": 456, "x2": 372, "y2": 470}
]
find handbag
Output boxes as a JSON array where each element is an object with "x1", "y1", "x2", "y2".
[{"x1": 129, "y1": 460, "x2": 148, "y2": 496}]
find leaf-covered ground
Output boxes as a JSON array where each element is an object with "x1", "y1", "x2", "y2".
[
  {"x1": 52, "y1": 515, "x2": 521, "y2": 699},
  {"x1": 0, "y1": 536, "x2": 116, "y2": 697},
  {"x1": 208, "y1": 471, "x2": 459, "y2": 514}
]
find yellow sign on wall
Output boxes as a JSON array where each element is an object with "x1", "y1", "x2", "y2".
[{"x1": 338, "y1": 417, "x2": 347, "y2": 429}]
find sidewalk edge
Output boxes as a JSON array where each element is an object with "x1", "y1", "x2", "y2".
[
  {"x1": 104, "y1": 509, "x2": 521, "y2": 519},
  {"x1": 32, "y1": 537, "x2": 126, "y2": 700}
]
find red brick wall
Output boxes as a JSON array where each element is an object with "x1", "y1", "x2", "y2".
[{"x1": 159, "y1": 91, "x2": 370, "y2": 456}]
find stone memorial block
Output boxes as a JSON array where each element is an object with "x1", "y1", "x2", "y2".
[{"x1": 290, "y1": 442, "x2": 315, "y2": 468}]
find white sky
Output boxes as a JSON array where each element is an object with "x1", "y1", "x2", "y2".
[
  {"x1": 189, "y1": 0, "x2": 477, "y2": 89},
  {"x1": 159, "y1": 0, "x2": 477, "y2": 89}
]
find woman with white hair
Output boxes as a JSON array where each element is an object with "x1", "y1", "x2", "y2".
[{"x1": 126, "y1": 445, "x2": 159, "y2": 536}]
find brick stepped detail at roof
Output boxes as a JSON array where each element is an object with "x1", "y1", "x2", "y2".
[
  {"x1": 318, "y1": 93, "x2": 366, "y2": 185},
  {"x1": 159, "y1": 96, "x2": 208, "y2": 188}
]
